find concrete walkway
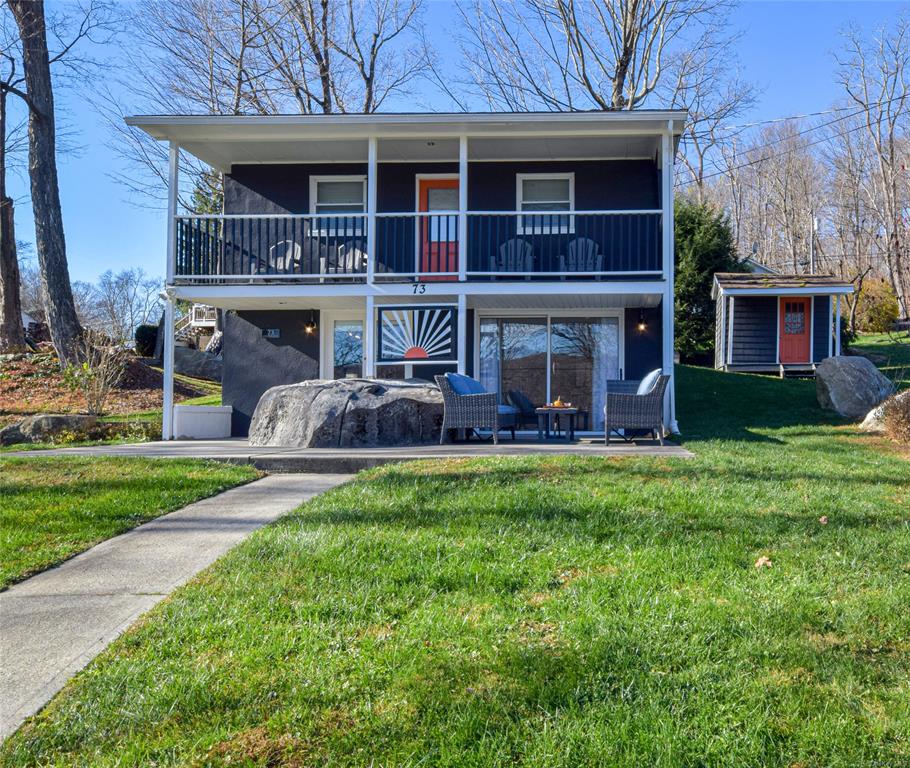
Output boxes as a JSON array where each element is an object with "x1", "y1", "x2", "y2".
[
  {"x1": 7, "y1": 437, "x2": 693, "y2": 472},
  {"x1": 0, "y1": 473, "x2": 350, "y2": 741}
]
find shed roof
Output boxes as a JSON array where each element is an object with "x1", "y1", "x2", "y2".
[{"x1": 711, "y1": 273, "x2": 854, "y2": 298}]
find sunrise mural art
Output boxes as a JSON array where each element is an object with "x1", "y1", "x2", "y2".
[{"x1": 378, "y1": 306, "x2": 456, "y2": 363}]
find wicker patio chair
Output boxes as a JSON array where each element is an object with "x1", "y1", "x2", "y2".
[
  {"x1": 604, "y1": 373, "x2": 669, "y2": 446},
  {"x1": 435, "y1": 374, "x2": 516, "y2": 445}
]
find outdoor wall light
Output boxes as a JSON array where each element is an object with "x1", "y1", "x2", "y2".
[
  {"x1": 637, "y1": 310, "x2": 647, "y2": 333},
  {"x1": 303, "y1": 310, "x2": 318, "y2": 336}
]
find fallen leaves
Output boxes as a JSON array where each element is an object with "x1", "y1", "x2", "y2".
[{"x1": 754, "y1": 555, "x2": 773, "y2": 570}]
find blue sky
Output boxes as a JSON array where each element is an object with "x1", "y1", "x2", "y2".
[{"x1": 8, "y1": 0, "x2": 910, "y2": 284}]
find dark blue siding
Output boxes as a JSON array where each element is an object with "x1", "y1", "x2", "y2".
[
  {"x1": 731, "y1": 296, "x2": 777, "y2": 365},
  {"x1": 225, "y1": 159, "x2": 660, "y2": 215},
  {"x1": 223, "y1": 310, "x2": 321, "y2": 436},
  {"x1": 624, "y1": 305, "x2": 663, "y2": 380},
  {"x1": 813, "y1": 296, "x2": 830, "y2": 362}
]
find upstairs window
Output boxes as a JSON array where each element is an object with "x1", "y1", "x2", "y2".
[
  {"x1": 516, "y1": 173, "x2": 574, "y2": 234},
  {"x1": 310, "y1": 175, "x2": 366, "y2": 235}
]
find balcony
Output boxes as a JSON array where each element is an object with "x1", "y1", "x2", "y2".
[{"x1": 173, "y1": 210, "x2": 663, "y2": 284}]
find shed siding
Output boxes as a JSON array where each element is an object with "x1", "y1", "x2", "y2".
[
  {"x1": 813, "y1": 296, "x2": 830, "y2": 363},
  {"x1": 731, "y1": 296, "x2": 777, "y2": 365}
]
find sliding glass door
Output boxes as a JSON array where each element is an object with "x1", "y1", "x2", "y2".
[
  {"x1": 478, "y1": 314, "x2": 620, "y2": 431},
  {"x1": 479, "y1": 318, "x2": 548, "y2": 409},
  {"x1": 550, "y1": 317, "x2": 619, "y2": 428}
]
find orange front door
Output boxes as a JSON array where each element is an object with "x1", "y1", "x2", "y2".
[
  {"x1": 418, "y1": 178, "x2": 459, "y2": 281},
  {"x1": 779, "y1": 297, "x2": 811, "y2": 363}
]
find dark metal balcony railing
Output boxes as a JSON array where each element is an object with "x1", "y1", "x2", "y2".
[{"x1": 173, "y1": 210, "x2": 662, "y2": 282}]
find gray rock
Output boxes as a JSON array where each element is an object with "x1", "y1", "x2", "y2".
[
  {"x1": 249, "y1": 378, "x2": 443, "y2": 447},
  {"x1": 860, "y1": 389, "x2": 910, "y2": 433},
  {"x1": 174, "y1": 346, "x2": 222, "y2": 382},
  {"x1": 15, "y1": 414, "x2": 98, "y2": 443},
  {"x1": 816, "y1": 356, "x2": 895, "y2": 420},
  {"x1": 0, "y1": 423, "x2": 25, "y2": 446}
]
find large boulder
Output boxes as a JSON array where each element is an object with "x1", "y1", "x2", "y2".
[
  {"x1": 860, "y1": 389, "x2": 910, "y2": 434},
  {"x1": 174, "y1": 346, "x2": 222, "y2": 382},
  {"x1": 249, "y1": 378, "x2": 443, "y2": 448},
  {"x1": 816, "y1": 356, "x2": 895, "y2": 420},
  {"x1": 3, "y1": 414, "x2": 99, "y2": 445}
]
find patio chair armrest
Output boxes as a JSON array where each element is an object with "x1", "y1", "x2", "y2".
[
  {"x1": 457, "y1": 392, "x2": 497, "y2": 407},
  {"x1": 605, "y1": 379, "x2": 639, "y2": 395}
]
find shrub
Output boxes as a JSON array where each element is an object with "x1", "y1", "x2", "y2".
[
  {"x1": 855, "y1": 279, "x2": 900, "y2": 334},
  {"x1": 63, "y1": 330, "x2": 129, "y2": 416},
  {"x1": 883, "y1": 393, "x2": 910, "y2": 444},
  {"x1": 134, "y1": 324, "x2": 158, "y2": 357}
]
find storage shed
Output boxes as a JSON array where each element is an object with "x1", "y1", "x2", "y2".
[{"x1": 712, "y1": 274, "x2": 854, "y2": 376}]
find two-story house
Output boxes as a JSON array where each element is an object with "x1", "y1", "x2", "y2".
[{"x1": 127, "y1": 111, "x2": 685, "y2": 439}]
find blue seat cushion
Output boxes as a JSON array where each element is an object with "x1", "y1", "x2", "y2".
[
  {"x1": 498, "y1": 404, "x2": 519, "y2": 415},
  {"x1": 445, "y1": 372, "x2": 486, "y2": 395},
  {"x1": 636, "y1": 368, "x2": 662, "y2": 395}
]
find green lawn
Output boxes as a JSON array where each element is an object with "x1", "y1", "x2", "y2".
[
  {"x1": 0, "y1": 458, "x2": 258, "y2": 589},
  {"x1": 851, "y1": 331, "x2": 910, "y2": 389},
  {"x1": 3, "y1": 367, "x2": 910, "y2": 767}
]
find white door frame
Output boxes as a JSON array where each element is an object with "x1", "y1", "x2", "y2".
[
  {"x1": 320, "y1": 309, "x2": 365, "y2": 379},
  {"x1": 414, "y1": 173, "x2": 460, "y2": 275}
]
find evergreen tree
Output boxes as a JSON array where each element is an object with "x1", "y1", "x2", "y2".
[{"x1": 674, "y1": 199, "x2": 744, "y2": 360}]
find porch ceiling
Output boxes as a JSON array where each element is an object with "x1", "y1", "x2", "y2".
[
  {"x1": 126, "y1": 111, "x2": 685, "y2": 172},
  {"x1": 172, "y1": 292, "x2": 661, "y2": 312}
]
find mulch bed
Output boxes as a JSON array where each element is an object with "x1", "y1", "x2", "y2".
[{"x1": 0, "y1": 354, "x2": 210, "y2": 427}]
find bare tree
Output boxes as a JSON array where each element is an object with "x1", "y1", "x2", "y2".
[
  {"x1": 836, "y1": 16, "x2": 910, "y2": 317},
  {"x1": 459, "y1": 0, "x2": 733, "y2": 111},
  {"x1": 3, "y1": 0, "x2": 116, "y2": 364},
  {"x1": 87, "y1": 268, "x2": 163, "y2": 342},
  {"x1": 102, "y1": 0, "x2": 427, "y2": 209}
]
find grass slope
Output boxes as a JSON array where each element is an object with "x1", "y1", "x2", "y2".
[
  {"x1": 850, "y1": 332, "x2": 910, "y2": 390},
  {"x1": 3, "y1": 367, "x2": 909, "y2": 767},
  {"x1": 0, "y1": 458, "x2": 258, "y2": 588}
]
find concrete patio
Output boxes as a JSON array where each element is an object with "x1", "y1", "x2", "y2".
[{"x1": 10, "y1": 437, "x2": 693, "y2": 472}]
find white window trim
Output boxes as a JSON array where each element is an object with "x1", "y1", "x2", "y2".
[
  {"x1": 516, "y1": 172, "x2": 575, "y2": 235},
  {"x1": 309, "y1": 175, "x2": 367, "y2": 236}
]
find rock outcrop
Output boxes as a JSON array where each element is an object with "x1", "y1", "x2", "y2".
[
  {"x1": 860, "y1": 389, "x2": 910, "y2": 433},
  {"x1": 249, "y1": 378, "x2": 443, "y2": 447},
  {"x1": 174, "y1": 346, "x2": 222, "y2": 382},
  {"x1": 0, "y1": 414, "x2": 98, "y2": 445},
  {"x1": 816, "y1": 356, "x2": 895, "y2": 420}
]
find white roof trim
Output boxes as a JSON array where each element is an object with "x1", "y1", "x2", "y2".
[{"x1": 712, "y1": 285, "x2": 854, "y2": 299}]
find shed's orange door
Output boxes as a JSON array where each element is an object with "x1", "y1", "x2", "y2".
[
  {"x1": 418, "y1": 178, "x2": 459, "y2": 281},
  {"x1": 779, "y1": 297, "x2": 811, "y2": 363}
]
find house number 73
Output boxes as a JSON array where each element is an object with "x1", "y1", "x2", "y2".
[{"x1": 412, "y1": 283, "x2": 427, "y2": 294}]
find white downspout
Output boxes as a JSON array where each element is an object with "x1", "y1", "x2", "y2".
[{"x1": 457, "y1": 293, "x2": 467, "y2": 374}]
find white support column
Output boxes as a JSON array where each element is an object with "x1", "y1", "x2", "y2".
[
  {"x1": 718, "y1": 291, "x2": 727, "y2": 369},
  {"x1": 727, "y1": 296, "x2": 735, "y2": 366},
  {"x1": 162, "y1": 294, "x2": 175, "y2": 441},
  {"x1": 364, "y1": 294, "x2": 375, "y2": 376},
  {"x1": 166, "y1": 142, "x2": 179, "y2": 284},
  {"x1": 366, "y1": 137, "x2": 378, "y2": 284},
  {"x1": 660, "y1": 128, "x2": 678, "y2": 433},
  {"x1": 835, "y1": 295, "x2": 842, "y2": 356},
  {"x1": 457, "y1": 293, "x2": 467, "y2": 374},
  {"x1": 828, "y1": 297, "x2": 834, "y2": 358},
  {"x1": 458, "y1": 136, "x2": 468, "y2": 281}
]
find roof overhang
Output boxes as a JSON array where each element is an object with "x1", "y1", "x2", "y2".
[
  {"x1": 125, "y1": 111, "x2": 687, "y2": 172},
  {"x1": 711, "y1": 277, "x2": 854, "y2": 300}
]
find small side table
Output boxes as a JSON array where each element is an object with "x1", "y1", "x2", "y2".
[{"x1": 535, "y1": 407, "x2": 579, "y2": 442}]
